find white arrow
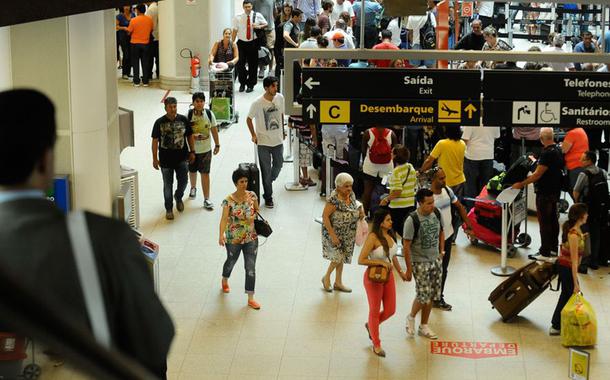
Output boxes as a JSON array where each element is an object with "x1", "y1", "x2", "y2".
[
  {"x1": 304, "y1": 77, "x2": 320, "y2": 90},
  {"x1": 306, "y1": 104, "x2": 317, "y2": 119}
]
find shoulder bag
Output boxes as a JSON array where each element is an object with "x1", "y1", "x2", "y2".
[
  {"x1": 367, "y1": 240, "x2": 390, "y2": 283},
  {"x1": 254, "y1": 212, "x2": 273, "y2": 238},
  {"x1": 66, "y1": 211, "x2": 112, "y2": 348}
]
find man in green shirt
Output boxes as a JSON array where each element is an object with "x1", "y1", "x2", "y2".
[{"x1": 187, "y1": 92, "x2": 220, "y2": 210}]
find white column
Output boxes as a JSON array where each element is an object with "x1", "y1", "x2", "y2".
[
  {"x1": 10, "y1": 10, "x2": 121, "y2": 216},
  {"x1": 159, "y1": 0, "x2": 233, "y2": 90},
  {"x1": 0, "y1": 27, "x2": 11, "y2": 91},
  {"x1": 67, "y1": 10, "x2": 121, "y2": 215}
]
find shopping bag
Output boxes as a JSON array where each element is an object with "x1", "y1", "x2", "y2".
[
  {"x1": 561, "y1": 293, "x2": 597, "y2": 347},
  {"x1": 355, "y1": 219, "x2": 369, "y2": 247},
  {"x1": 210, "y1": 97, "x2": 231, "y2": 120}
]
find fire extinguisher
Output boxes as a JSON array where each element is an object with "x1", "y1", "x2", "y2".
[{"x1": 180, "y1": 48, "x2": 201, "y2": 93}]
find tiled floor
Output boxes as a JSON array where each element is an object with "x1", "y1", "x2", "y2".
[{"x1": 38, "y1": 77, "x2": 610, "y2": 379}]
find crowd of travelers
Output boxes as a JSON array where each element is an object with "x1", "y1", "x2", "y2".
[{"x1": 145, "y1": 0, "x2": 610, "y2": 365}]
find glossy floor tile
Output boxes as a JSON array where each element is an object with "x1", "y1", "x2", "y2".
[{"x1": 30, "y1": 74, "x2": 610, "y2": 380}]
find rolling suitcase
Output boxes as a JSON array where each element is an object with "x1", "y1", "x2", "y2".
[
  {"x1": 238, "y1": 163, "x2": 260, "y2": 201},
  {"x1": 488, "y1": 261, "x2": 557, "y2": 322}
]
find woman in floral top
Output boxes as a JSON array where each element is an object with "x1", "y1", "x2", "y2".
[
  {"x1": 321, "y1": 173, "x2": 365, "y2": 293},
  {"x1": 219, "y1": 168, "x2": 261, "y2": 309}
]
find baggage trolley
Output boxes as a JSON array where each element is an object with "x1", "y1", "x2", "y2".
[
  {"x1": 0, "y1": 334, "x2": 41, "y2": 380},
  {"x1": 464, "y1": 187, "x2": 531, "y2": 258},
  {"x1": 209, "y1": 68, "x2": 238, "y2": 128}
]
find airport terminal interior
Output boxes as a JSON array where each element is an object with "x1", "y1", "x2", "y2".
[{"x1": 1, "y1": 1, "x2": 610, "y2": 379}]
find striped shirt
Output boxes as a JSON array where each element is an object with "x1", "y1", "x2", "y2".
[{"x1": 388, "y1": 163, "x2": 416, "y2": 209}]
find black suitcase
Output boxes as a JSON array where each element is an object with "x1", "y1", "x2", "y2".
[
  {"x1": 488, "y1": 261, "x2": 556, "y2": 322},
  {"x1": 239, "y1": 163, "x2": 260, "y2": 201}
]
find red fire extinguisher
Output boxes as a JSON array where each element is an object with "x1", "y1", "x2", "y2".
[
  {"x1": 180, "y1": 48, "x2": 201, "y2": 93},
  {"x1": 191, "y1": 55, "x2": 200, "y2": 79}
]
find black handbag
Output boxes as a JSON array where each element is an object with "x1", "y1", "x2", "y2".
[{"x1": 254, "y1": 212, "x2": 272, "y2": 237}]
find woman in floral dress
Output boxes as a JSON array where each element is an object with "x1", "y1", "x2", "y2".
[{"x1": 321, "y1": 173, "x2": 366, "y2": 293}]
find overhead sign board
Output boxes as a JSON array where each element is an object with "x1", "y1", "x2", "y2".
[
  {"x1": 483, "y1": 71, "x2": 610, "y2": 102},
  {"x1": 301, "y1": 68, "x2": 481, "y2": 100},
  {"x1": 484, "y1": 101, "x2": 610, "y2": 128},
  {"x1": 303, "y1": 99, "x2": 480, "y2": 126}
]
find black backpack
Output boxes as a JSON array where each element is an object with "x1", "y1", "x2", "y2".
[
  {"x1": 583, "y1": 169, "x2": 610, "y2": 219},
  {"x1": 379, "y1": 16, "x2": 392, "y2": 31},
  {"x1": 419, "y1": 13, "x2": 436, "y2": 50},
  {"x1": 408, "y1": 208, "x2": 442, "y2": 242},
  {"x1": 187, "y1": 108, "x2": 213, "y2": 123}
]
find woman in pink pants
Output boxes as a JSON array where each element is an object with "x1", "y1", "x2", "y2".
[{"x1": 358, "y1": 209, "x2": 401, "y2": 357}]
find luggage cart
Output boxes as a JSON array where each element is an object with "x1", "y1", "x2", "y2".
[
  {"x1": 0, "y1": 334, "x2": 41, "y2": 380},
  {"x1": 209, "y1": 68, "x2": 238, "y2": 128},
  {"x1": 465, "y1": 187, "x2": 531, "y2": 259}
]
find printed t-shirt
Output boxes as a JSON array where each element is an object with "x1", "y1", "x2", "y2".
[
  {"x1": 190, "y1": 110, "x2": 217, "y2": 154},
  {"x1": 151, "y1": 114, "x2": 193, "y2": 168},
  {"x1": 247, "y1": 93, "x2": 285, "y2": 147},
  {"x1": 403, "y1": 210, "x2": 443, "y2": 263}
]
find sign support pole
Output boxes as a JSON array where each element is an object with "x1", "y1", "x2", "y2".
[
  {"x1": 491, "y1": 201, "x2": 516, "y2": 277},
  {"x1": 284, "y1": 127, "x2": 307, "y2": 191}
]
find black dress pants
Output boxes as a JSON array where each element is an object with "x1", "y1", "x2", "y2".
[
  {"x1": 131, "y1": 43, "x2": 151, "y2": 85},
  {"x1": 236, "y1": 39, "x2": 258, "y2": 88}
]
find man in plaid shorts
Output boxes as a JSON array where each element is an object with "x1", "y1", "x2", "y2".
[{"x1": 401, "y1": 188, "x2": 445, "y2": 340}]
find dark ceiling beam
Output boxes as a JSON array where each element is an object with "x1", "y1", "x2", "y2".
[{"x1": 0, "y1": 1, "x2": 161, "y2": 27}]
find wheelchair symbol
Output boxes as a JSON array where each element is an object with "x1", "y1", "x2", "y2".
[{"x1": 538, "y1": 102, "x2": 559, "y2": 124}]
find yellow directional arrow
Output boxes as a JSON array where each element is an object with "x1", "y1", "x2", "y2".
[{"x1": 464, "y1": 104, "x2": 477, "y2": 119}]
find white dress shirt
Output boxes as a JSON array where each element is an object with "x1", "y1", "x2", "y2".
[{"x1": 232, "y1": 12, "x2": 268, "y2": 42}]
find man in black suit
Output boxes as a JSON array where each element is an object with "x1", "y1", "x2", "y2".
[{"x1": 0, "y1": 89, "x2": 174, "y2": 378}]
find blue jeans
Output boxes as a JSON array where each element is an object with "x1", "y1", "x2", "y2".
[
  {"x1": 257, "y1": 144, "x2": 284, "y2": 202},
  {"x1": 464, "y1": 158, "x2": 494, "y2": 208},
  {"x1": 161, "y1": 161, "x2": 188, "y2": 211},
  {"x1": 223, "y1": 240, "x2": 258, "y2": 293},
  {"x1": 409, "y1": 44, "x2": 435, "y2": 68}
]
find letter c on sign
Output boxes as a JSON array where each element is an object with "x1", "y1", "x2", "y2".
[{"x1": 329, "y1": 105, "x2": 340, "y2": 119}]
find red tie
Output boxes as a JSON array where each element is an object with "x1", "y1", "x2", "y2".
[{"x1": 246, "y1": 14, "x2": 251, "y2": 40}]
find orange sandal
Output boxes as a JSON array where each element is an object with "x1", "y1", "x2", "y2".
[
  {"x1": 221, "y1": 281, "x2": 230, "y2": 293},
  {"x1": 247, "y1": 300, "x2": 261, "y2": 310}
]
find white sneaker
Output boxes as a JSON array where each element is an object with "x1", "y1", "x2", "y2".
[
  {"x1": 418, "y1": 325, "x2": 438, "y2": 340},
  {"x1": 189, "y1": 187, "x2": 197, "y2": 199},
  {"x1": 204, "y1": 199, "x2": 214, "y2": 210},
  {"x1": 133, "y1": 83, "x2": 141, "y2": 87},
  {"x1": 549, "y1": 326, "x2": 560, "y2": 336},
  {"x1": 406, "y1": 315, "x2": 415, "y2": 337}
]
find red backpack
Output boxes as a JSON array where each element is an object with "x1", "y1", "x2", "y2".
[{"x1": 368, "y1": 128, "x2": 392, "y2": 164}]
